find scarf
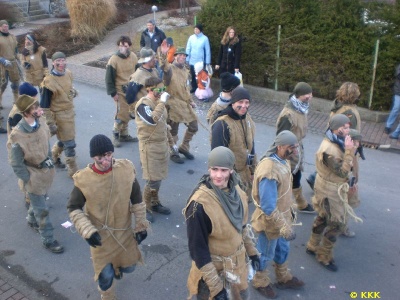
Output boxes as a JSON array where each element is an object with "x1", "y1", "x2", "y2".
[
  {"x1": 325, "y1": 129, "x2": 345, "y2": 152},
  {"x1": 188, "y1": 172, "x2": 244, "y2": 232},
  {"x1": 216, "y1": 93, "x2": 231, "y2": 106},
  {"x1": 289, "y1": 95, "x2": 309, "y2": 114}
]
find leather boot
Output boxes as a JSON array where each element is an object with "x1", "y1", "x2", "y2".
[
  {"x1": 112, "y1": 132, "x2": 121, "y2": 148},
  {"x1": 143, "y1": 185, "x2": 154, "y2": 223},
  {"x1": 274, "y1": 262, "x2": 304, "y2": 289},
  {"x1": 51, "y1": 144, "x2": 66, "y2": 168},
  {"x1": 65, "y1": 157, "x2": 78, "y2": 177},
  {"x1": 120, "y1": 134, "x2": 138, "y2": 142},
  {"x1": 316, "y1": 237, "x2": 337, "y2": 272},
  {"x1": 98, "y1": 282, "x2": 117, "y2": 300},
  {"x1": 306, "y1": 232, "x2": 322, "y2": 256},
  {"x1": 253, "y1": 269, "x2": 277, "y2": 298},
  {"x1": 293, "y1": 187, "x2": 314, "y2": 213},
  {"x1": 170, "y1": 148, "x2": 184, "y2": 164},
  {"x1": 178, "y1": 130, "x2": 195, "y2": 160},
  {"x1": 150, "y1": 188, "x2": 171, "y2": 215}
]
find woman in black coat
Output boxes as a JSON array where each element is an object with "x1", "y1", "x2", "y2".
[{"x1": 215, "y1": 26, "x2": 242, "y2": 74}]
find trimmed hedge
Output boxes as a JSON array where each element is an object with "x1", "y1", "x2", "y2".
[{"x1": 197, "y1": 0, "x2": 400, "y2": 110}]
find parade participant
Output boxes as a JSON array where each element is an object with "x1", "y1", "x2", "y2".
[
  {"x1": 251, "y1": 130, "x2": 304, "y2": 298},
  {"x1": 105, "y1": 35, "x2": 138, "y2": 147},
  {"x1": 306, "y1": 114, "x2": 361, "y2": 272},
  {"x1": 41, "y1": 51, "x2": 78, "y2": 177},
  {"x1": 184, "y1": 146, "x2": 259, "y2": 300},
  {"x1": 67, "y1": 134, "x2": 148, "y2": 300},
  {"x1": 0, "y1": 20, "x2": 20, "y2": 108},
  {"x1": 211, "y1": 86, "x2": 256, "y2": 197},
  {"x1": 7, "y1": 95, "x2": 63, "y2": 253},
  {"x1": 206, "y1": 72, "x2": 240, "y2": 124},
  {"x1": 160, "y1": 43, "x2": 199, "y2": 161},
  {"x1": 20, "y1": 33, "x2": 48, "y2": 87},
  {"x1": 276, "y1": 82, "x2": 314, "y2": 213},
  {"x1": 135, "y1": 77, "x2": 171, "y2": 222}
]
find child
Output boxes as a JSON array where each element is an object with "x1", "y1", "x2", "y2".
[{"x1": 194, "y1": 62, "x2": 213, "y2": 102}]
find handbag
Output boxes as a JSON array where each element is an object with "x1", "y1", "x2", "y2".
[{"x1": 235, "y1": 71, "x2": 243, "y2": 87}]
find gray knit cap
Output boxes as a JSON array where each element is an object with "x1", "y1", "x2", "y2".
[
  {"x1": 208, "y1": 146, "x2": 235, "y2": 169},
  {"x1": 230, "y1": 87, "x2": 251, "y2": 104},
  {"x1": 293, "y1": 82, "x2": 312, "y2": 97},
  {"x1": 0, "y1": 20, "x2": 8, "y2": 27},
  {"x1": 329, "y1": 114, "x2": 350, "y2": 130},
  {"x1": 265, "y1": 130, "x2": 298, "y2": 157},
  {"x1": 51, "y1": 51, "x2": 66, "y2": 61},
  {"x1": 349, "y1": 129, "x2": 362, "y2": 141}
]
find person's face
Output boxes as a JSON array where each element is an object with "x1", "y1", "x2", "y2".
[
  {"x1": 118, "y1": 42, "x2": 129, "y2": 55},
  {"x1": 93, "y1": 151, "x2": 113, "y2": 172},
  {"x1": 229, "y1": 29, "x2": 235, "y2": 38},
  {"x1": 194, "y1": 28, "x2": 200, "y2": 35},
  {"x1": 232, "y1": 99, "x2": 250, "y2": 116},
  {"x1": 151, "y1": 83, "x2": 166, "y2": 99},
  {"x1": 209, "y1": 167, "x2": 233, "y2": 189},
  {"x1": 336, "y1": 123, "x2": 351, "y2": 137},
  {"x1": 26, "y1": 103, "x2": 43, "y2": 119},
  {"x1": 25, "y1": 37, "x2": 33, "y2": 48},
  {"x1": 298, "y1": 93, "x2": 312, "y2": 103},
  {"x1": 52, "y1": 58, "x2": 66, "y2": 72},
  {"x1": 175, "y1": 53, "x2": 186, "y2": 64},
  {"x1": 277, "y1": 144, "x2": 299, "y2": 160},
  {"x1": 147, "y1": 23, "x2": 155, "y2": 32},
  {"x1": 0, "y1": 23, "x2": 9, "y2": 33}
]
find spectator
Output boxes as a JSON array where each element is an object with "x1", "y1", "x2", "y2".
[
  {"x1": 194, "y1": 61, "x2": 213, "y2": 102},
  {"x1": 140, "y1": 19, "x2": 166, "y2": 53},
  {"x1": 215, "y1": 26, "x2": 242, "y2": 74}
]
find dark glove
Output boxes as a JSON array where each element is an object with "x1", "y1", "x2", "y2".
[
  {"x1": 355, "y1": 145, "x2": 366, "y2": 160},
  {"x1": 214, "y1": 288, "x2": 228, "y2": 300},
  {"x1": 135, "y1": 230, "x2": 147, "y2": 245},
  {"x1": 249, "y1": 255, "x2": 261, "y2": 271},
  {"x1": 24, "y1": 62, "x2": 31, "y2": 69},
  {"x1": 86, "y1": 232, "x2": 102, "y2": 248}
]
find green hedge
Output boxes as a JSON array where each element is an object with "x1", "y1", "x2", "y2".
[{"x1": 197, "y1": 0, "x2": 400, "y2": 111}]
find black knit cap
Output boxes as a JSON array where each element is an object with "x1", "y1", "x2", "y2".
[
  {"x1": 195, "y1": 24, "x2": 203, "y2": 32},
  {"x1": 230, "y1": 86, "x2": 251, "y2": 104},
  {"x1": 220, "y1": 72, "x2": 240, "y2": 92},
  {"x1": 90, "y1": 134, "x2": 114, "y2": 157}
]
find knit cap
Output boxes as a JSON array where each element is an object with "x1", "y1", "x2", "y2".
[
  {"x1": 349, "y1": 129, "x2": 362, "y2": 141},
  {"x1": 208, "y1": 146, "x2": 235, "y2": 169},
  {"x1": 0, "y1": 20, "x2": 8, "y2": 26},
  {"x1": 220, "y1": 72, "x2": 240, "y2": 92},
  {"x1": 329, "y1": 114, "x2": 350, "y2": 130},
  {"x1": 194, "y1": 62, "x2": 203, "y2": 74},
  {"x1": 264, "y1": 130, "x2": 298, "y2": 157},
  {"x1": 90, "y1": 134, "x2": 114, "y2": 157},
  {"x1": 15, "y1": 95, "x2": 38, "y2": 113},
  {"x1": 51, "y1": 51, "x2": 66, "y2": 61},
  {"x1": 19, "y1": 82, "x2": 38, "y2": 97},
  {"x1": 293, "y1": 82, "x2": 312, "y2": 97},
  {"x1": 195, "y1": 24, "x2": 203, "y2": 32},
  {"x1": 230, "y1": 87, "x2": 251, "y2": 104}
]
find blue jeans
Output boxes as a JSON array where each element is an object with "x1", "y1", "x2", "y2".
[
  {"x1": 27, "y1": 193, "x2": 54, "y2": 244},
  {"x1": 98, "y1": 263, "x2": 136, "y2": 291},
  {"x1": 386, "y1": 94, "x2": 400, "y2": 129},
  {"x1": 256, "y1": 232, "x2": 290, "y2": 271}
]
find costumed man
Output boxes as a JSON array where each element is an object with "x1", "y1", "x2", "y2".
[
  {"x1": 0, "y1": 20, "x2": 20, "y2": 108},
  {"x1": 159, "y1": 42, "x2": 199, "y2": 162},
  {"x1": 7, "y1": 95, "x2": 63, "y2": 253},
  {"x1": 135, "y1": 77, "x2": 171, "y2": 222},
  {"x1": 206, "y1": 72, "x2": 241, "y2": 125},
  {"x1": 276, "y1": 82, "x2": 314, "y2": 213},
  {"x1": 40, "y1": 51, "x2": 78, "y2": 177},
  {"x1": 251, "y1": 130, "x2": 304, "y2": 299},
  {"x1": 105, "y1": 35, "x2": 138, "y2": 147},
  {"x1": 67, "y1": 134, "x2": 149, "y2": 300},
  {"x1": 183, "y1": 146, "x2": 259, "y2": 300},
  {"x1": 211, "y1": 86, "x2": 256, "y2": 198},
  {"x1": 305, "y1": 114, "x2": 362, "y2": 272},
  {"x1": 20, "y1": 33, "x2": 49, "y2": 87}
]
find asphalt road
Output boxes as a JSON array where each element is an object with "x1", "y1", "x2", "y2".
[{"x1": 0, "y1": 82, "x2": 399, "y2": 300}]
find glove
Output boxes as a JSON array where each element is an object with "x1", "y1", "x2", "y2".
[
  {"x1": 24, "y1": 62, "x2": 31, "y2": 69},
  {"x1": 249, "y1": 255, "x2": 261, "y2": 271},
  {"x1": 48, "y1": 124, "x2": 57, "y2": 136},
  {"x1": 0, "y1": 58, "x2": 11, "y2": 67},
  {"x1": 86, "y1": 232, "x2": 102, "y2": 248},
  {"x1": 214, "y1": 288, "x2": 228, "y2": 300},
  {"x1": 41, "y1": 158, "x2": 54, "y2": 169},
  {"x1": 160, "y1": 92, "x2": 170, "y2": 103},
  {"x1": 135, "y1": 230, "x2": 147, "y2": 245}
]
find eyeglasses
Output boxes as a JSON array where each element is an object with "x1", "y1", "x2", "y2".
[{"x1": 152, "y1": 87, "x2": 166, "y2": 93}]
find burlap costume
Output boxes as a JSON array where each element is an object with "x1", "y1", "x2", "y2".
[
  {"x1": 41, "y1": 69, "x2": 75, "y2": 141},
  {"x1": 207, "y1": 101, "x2": 226, "y2": 125},
  {"x1": 251, "y1": 157, "x2": 294, "y2": 240},
  {"x1": 0, "y1": 32, "x2": 19, "y2": 105},
  {"x1": 72, "y1": 159, "x2": 143, "y2": 281},
  {"x1": 129, "y1": 66, "x2": 159, "y2": 110},
  {"x1": 20, "y1": 46, "x2": 48, "y2": 86},
  {"x1": 214, "y1": 114, "x2": 256, "y2": 193},
  {"x1": 7, "y1": 119, "x2": 54, "y2": 195},
  {"x1": 135, "y1": 96, "x2": 169, "y2": 181},
  {"x1": 106, "y1": 52, "x2": 138, "y2": 127},
  {"x1": 184, "y1": 184, "x2": 255, "y2": 299}
]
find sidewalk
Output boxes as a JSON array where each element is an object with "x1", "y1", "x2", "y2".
[{"x1": 2, "y1": 8, "x2": 400, "y2": 300}]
